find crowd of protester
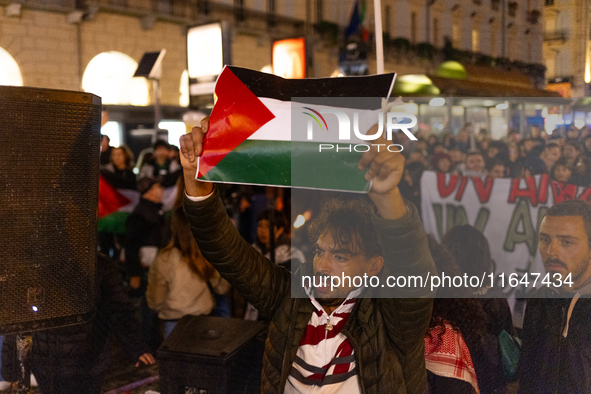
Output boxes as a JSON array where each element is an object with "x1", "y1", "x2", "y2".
[
  {"x1": 1, "y1": 122, "x2": 590, "y2": 393},
  {"x1": 98, "y1": 138, "x2": 235, "y2": 352},
  {"x1": 397, "y1": 123, "x2": 591, "y2": 189}
]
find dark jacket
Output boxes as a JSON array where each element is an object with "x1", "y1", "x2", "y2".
[
  {"x1": 100, "y1": 164, "x2": 137, "y2": 191},
  {"x1": 184, "y1": 188, "x2": 436, "y2": 394},
  {"x1": 138, "y1": 158, "x2": 182, "y2": 188},
  {"x1": 518, "y1": 282, "x2": 591, "y2": 394},
  {"x1": 1, "y1": 254, "x2": 148, "y2": 393},
  {"x1": 100, "y1": 146, "x2": 112, "y2": 166},
  {"x1": 125, "y1": 198, "x2": 164, "y2": 278},
  {"x1": 465, "y1": 292, "x2": 514, "y2": 394},
  {"x1": 427, "y1": 370, "x2": 477, "y2": 394}
]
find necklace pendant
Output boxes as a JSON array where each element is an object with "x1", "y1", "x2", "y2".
[{"x1": 326, "y1": 323, "x2": 333, "y2": 331}]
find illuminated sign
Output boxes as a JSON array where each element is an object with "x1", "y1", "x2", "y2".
[
  {"x1": 547, "y1": 82, "x2": 571, "y2": 97},
  {"x1": 272, "y1": 38, "x2": 306, "y2": 79},
  {"x1": 187, "y1": 22, "x2": 231, "y2": 107}
]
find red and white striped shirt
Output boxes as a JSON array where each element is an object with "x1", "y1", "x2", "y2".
[{"x1": 284, "y1": 288, "x2": 363, "y2": 394}]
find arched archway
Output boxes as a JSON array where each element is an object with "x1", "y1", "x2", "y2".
[
  {"x1": 82, "y1": 51, "x2": 149, "y2": 105},
  {"x1": 0, "y1": 47, "x2": 23, "y2": 86}
]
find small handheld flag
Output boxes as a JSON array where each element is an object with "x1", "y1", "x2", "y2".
[
  {"x1": 98, "y1": 176, "x2": 131, "y2": 218},
  {"x1": 197, "y1": 66, "x2": 397, "y2": 192}
]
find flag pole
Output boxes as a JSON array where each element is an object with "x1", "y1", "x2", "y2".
[{"x1": 373, "y1": 0, "x2": 384, "y2": 74}]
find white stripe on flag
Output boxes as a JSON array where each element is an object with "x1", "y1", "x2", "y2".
[{"x1": 249, "y1": 98, "x2": 401, "y2": 144}]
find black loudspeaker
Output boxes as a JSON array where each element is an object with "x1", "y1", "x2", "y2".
[
  {"x1": 0, "y1": 86, "x2": 101, "y2": 334},
  {"x1": 158, "y1": 316, "x2": 268, "y2": 394}
]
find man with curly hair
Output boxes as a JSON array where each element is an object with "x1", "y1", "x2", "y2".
[{"x1": 179, "y1": 118, "x2": 436, "y2": 394}]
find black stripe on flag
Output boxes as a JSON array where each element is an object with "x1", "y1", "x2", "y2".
[{"x1": 228, "y1": 66, "x2": 395, "y2": 101}]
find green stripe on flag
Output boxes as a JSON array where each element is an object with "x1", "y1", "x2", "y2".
[
  {"x1": 200, "y1": 140, "x2": 371, "y2": 192},
  {"x1": 360, "y1": 0, "x2": 367, "y2": 22},
  {"x1": 98, "y1": 211, "x2": 130, "y2": 235},
  {"x1": 202, "y1": 140, "x2": 291, "y2": 185}
]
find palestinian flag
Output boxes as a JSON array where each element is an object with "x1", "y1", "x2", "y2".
[
  {"x1": 198, "y1": 66, "x2": 396, "y2": 192},
  {"x1": 97, "y1": 179, "x2": 178, "y2": 234},
  {"x1": 98, "y1": 176, "x2": 131, "y2": 219}
]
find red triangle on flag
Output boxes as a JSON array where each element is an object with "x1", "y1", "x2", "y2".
[
  {"x1": 198, "y1": 67, "x2": 276, "y2": 179},
  {"x1": 98, "y1": 176, "x2": 131, "y2": 218}
]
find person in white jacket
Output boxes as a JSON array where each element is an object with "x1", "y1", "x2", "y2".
[{"x1": 146, "y1": 208, "x2": 230, "y2": 338}]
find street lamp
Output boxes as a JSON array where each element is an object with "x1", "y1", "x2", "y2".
[{"x1": 134, "y1": 49, "x2": 167, "y2": 141}]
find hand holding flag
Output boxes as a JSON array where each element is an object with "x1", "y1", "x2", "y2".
[
  {"x1": 181, "y1": 116, "x2": 406, "y2": 219},
  {"x1": 357, "y1": 123, "x2": 407, "y2": 220},
  {"x1": 179, "y1": 117, "x2": 214, "y2": 198}
]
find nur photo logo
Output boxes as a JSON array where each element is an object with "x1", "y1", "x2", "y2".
[{"x1": 302, "y1": 105, "x2": 417, "y2": 153}]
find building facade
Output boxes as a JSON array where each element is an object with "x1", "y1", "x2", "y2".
[
  {"x1": 543, "y1": 0, "x2": 591, "y2": 97},
  {"x1": 0, "y1": 0, "x2": 547, "y2": 149}
]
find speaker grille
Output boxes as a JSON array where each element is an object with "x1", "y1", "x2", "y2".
[{"x1": 0, "y1": 86, "x2": 101, "y2": 334}]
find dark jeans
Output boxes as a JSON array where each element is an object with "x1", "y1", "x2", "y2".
[{"x1": 129, "y1": 268, "x2": 160, "y2": 353}]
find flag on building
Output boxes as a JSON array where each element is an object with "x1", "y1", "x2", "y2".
[
  {"x1": 345, "y1": 0, "x2": 369, "y2": 41},
  {"x1": 197, "y1": 66, "x2": 397, "y2": 192}
]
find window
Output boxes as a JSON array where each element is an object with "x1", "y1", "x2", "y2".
[
  {"x1": 545, "y1": 0, "x2": 554, "y2": 5},
  {"x1": 82, "y1": 51, "x2": 149, "y2": 106},
  {"x1": 490, "y1": 30, "x2": 497, "y2": 57},
  {"x1": 156, "y1": 0, "x2": 173, "y2": 14},
  {"x1": 508, "y1": 1, "x2": 518, "y2": 16},
  {"x1": 545, "y1": 55, "x2": 556, "y2": 78},
  {"x1": 197, "y1": 0, "x2": 210, "y2": 14},
  {"x1": 452, "y1": 23, "x2": 460, "y2": 47},
  {"x1": 234, "y1": 0, "x2": 245, "y2": 21},
  {"x1": 267, "y1": 0, "x2": 276, "y2": 26},
  {"x1": 545, "y1": 14, "x2": 556, "y2": 32},
  {"x1": 385, "y1": 5, "x2": 391, "y2": 37},
  {"x1": 472, "y1": 29, "x2": 480, "y2": 52},
  {"x1": 411, "y1": 12, "x2": 417, "y2": 43},
  {"x1": 433, "y1": 18, "x2": 439, "y2": 46},
  {"x1": 179, "y1": 70, "x2": 189, "y2": 107},
  {"x1": 316, "y1": 0, "x2": 323, "y2": 22},
  {"x1": 101, "y1": 122, "x2": 121, "y2": 148},
  {"x1": 158, "y1": 121, "x2": 187, "y2": 148},
  {"x1": 491, "y1": 0, "x2": 500, "y2": 11}
]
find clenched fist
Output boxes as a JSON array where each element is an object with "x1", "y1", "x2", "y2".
[{"x1": 179, "y1": 117, "x2": 213, "y2": 197}]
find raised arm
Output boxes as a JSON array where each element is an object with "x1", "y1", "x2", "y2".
[
  {"x1": 357, "y1": 123, "x2": 407, "y2": 220},
  {"x1": 179, "y1": 118, "x2": 291, "y2": 318},
  {"x1": 358, "y1": 127, "x2": 435, "y2": 391},
  {"x1": 179, "y1": 117, "x2": 214, "y2": 198}
]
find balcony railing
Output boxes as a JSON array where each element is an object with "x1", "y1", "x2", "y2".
[
  {"x1": 0, "y1": 0, "x2": 77, "y2": 9},
  {"x1": 543, "y1": 30, "x2": 569, "y2": 41}
]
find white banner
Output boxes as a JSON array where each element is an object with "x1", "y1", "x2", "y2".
[{"x1": 421, "y1": 171, "x2": 591, "y2": 296}]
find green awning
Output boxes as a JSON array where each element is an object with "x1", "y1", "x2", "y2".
[
  {"x1": 392, "y1": 74, "x2": 441, "y2": 96},
  {"x1": 434, "y1": 61, "x2": 468, "y2": 80}
]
